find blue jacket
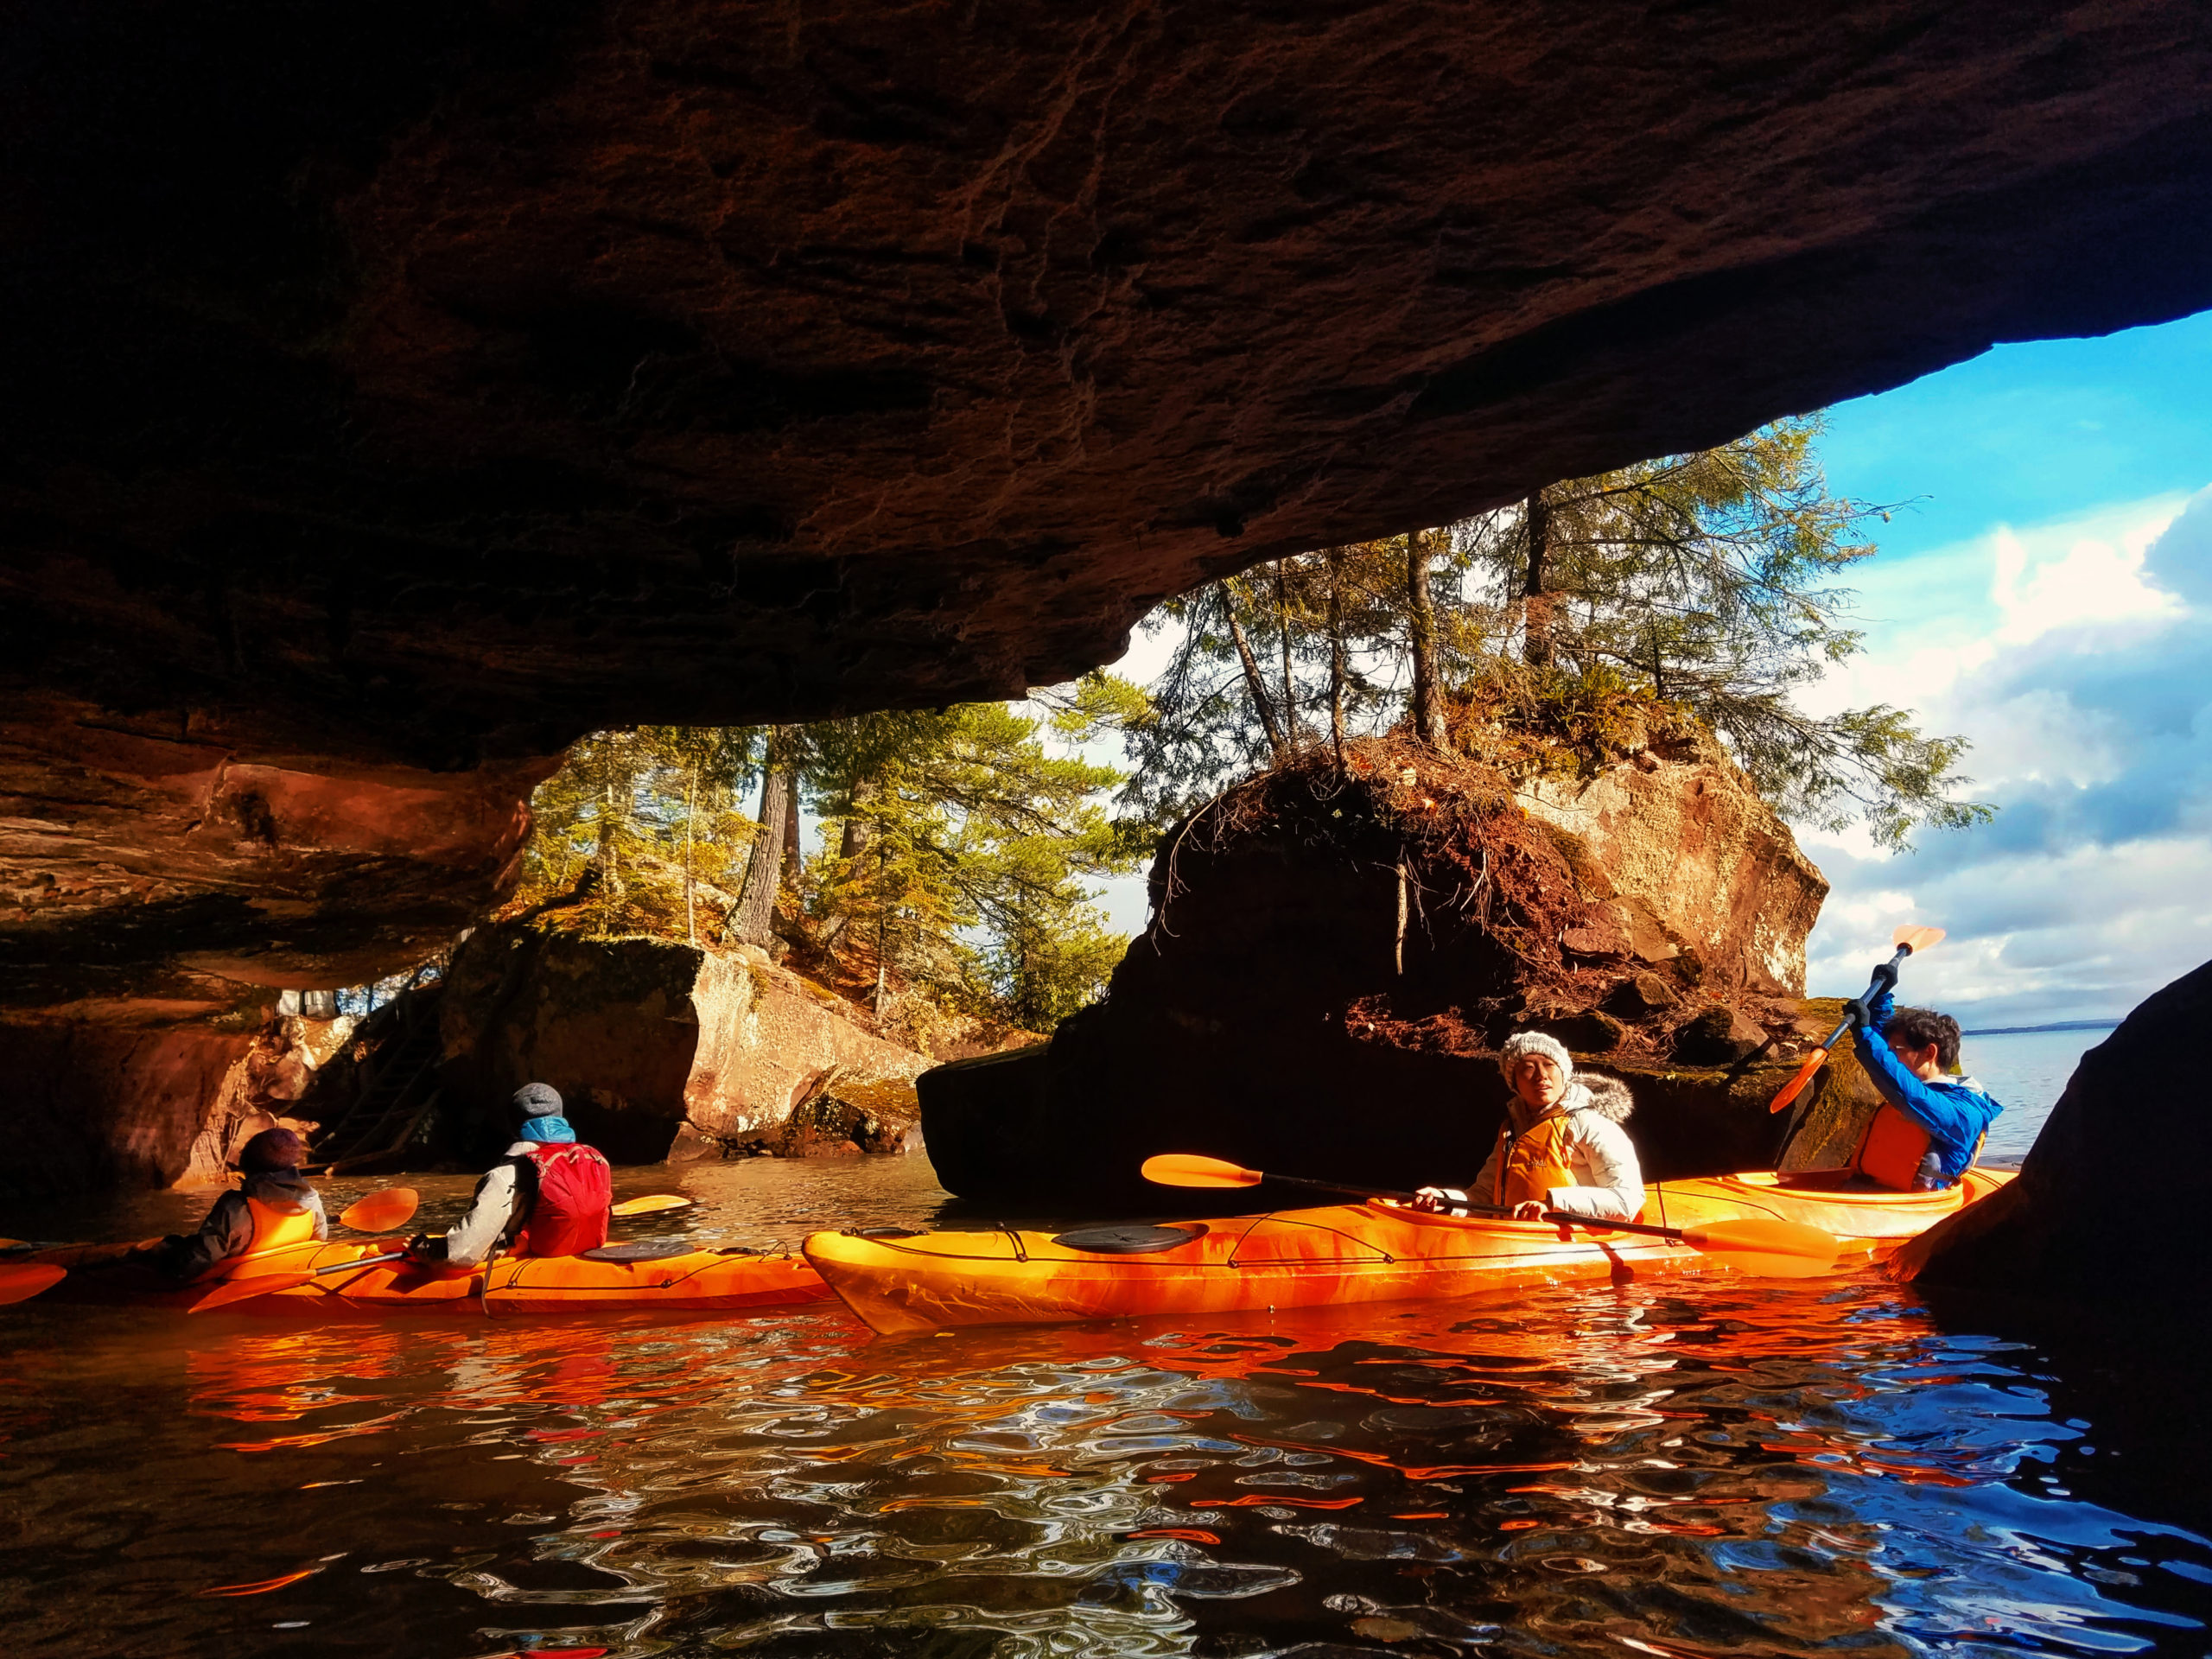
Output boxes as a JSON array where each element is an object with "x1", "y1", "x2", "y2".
[{"x1": 1849, "y1": 991, "x2": 2004, "y2": 1187}]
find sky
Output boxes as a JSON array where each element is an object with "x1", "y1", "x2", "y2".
[
  {"x1": 1791, "y1": 308, "x2": 2212, "y2": 1027},
  {"x1": 1093, "y1": 307, "x2": 2212, "y2": 1028}
]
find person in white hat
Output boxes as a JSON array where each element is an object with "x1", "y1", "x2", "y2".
[{"x1": 1415, "y1": 1031, "x2": 1644, "y2": 1221}]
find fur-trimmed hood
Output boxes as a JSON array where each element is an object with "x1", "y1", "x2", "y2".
[{"x1": 1576, "y1": 1073, "x2": 1636, "y2": 1124}]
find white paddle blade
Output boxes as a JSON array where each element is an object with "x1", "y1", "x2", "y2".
[
  {"x1": 1891, "y1": 925, "x2": 1945, "y2": 955},
  {"x1": 1141, "y1": 1154, "x2": 1262, "y2": 1189}
]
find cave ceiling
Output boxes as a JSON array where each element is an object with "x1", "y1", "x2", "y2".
[{"x1": 3, "y1": 0, "x2": 2210, "y2": 1019}]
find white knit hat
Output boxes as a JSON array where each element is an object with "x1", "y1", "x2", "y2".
[{"x1": 1498, "y1": 1029, "x2": 1573, "y2": 1081}]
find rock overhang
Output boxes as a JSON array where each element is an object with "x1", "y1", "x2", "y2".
[{"x1": 3, "y1": 0, "x2": 2211, "y2": 1012}]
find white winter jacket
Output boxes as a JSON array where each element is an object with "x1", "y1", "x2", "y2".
[{"x1": 1468, "y1": 1076, "x2": 1645, "y2": 1221}]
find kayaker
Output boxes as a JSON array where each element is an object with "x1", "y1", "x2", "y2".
[
  {"x1": 1414, "y1": 1032, "x2": 1644, "y2": 1221},
  {"x1": 1845, "y1": 989, "x2": 2002, "y2": 1190},
  {"x1": 406, "y1": 1084, "x2": 613, "y2": 1267},
  {"x1": 156, "y1": 1127, "x2": 327, "y2": 1280}
]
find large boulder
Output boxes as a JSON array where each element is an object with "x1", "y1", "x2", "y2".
[
  {"x1": 1519, "y1": 726, "x2": 1827, "y2": 996},
  {"x1": 439, "y1": 925, "x2": 929, "y2": 1162},
  {"x1": 922, "y1": 736, "x2": 1878, "y2": 1207},
  {"x1": 1895, "y1": 957, "x2": 2212, "y2": 1300}
]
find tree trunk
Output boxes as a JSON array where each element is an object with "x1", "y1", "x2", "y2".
[
  {"x1": 1222, "y1": 582, "x2": 1286, "y2": 757},
  {"x1": 732, "y1": 728, "x2": 794, "y2": 945},
  {"x1": 683, "y1": 766, "x2": 697, "y2": 944},
  {"x1": 1405, "y1": 527, "x2": 1448, "y2": 748},
  {"x1": 1325, "y1": 547, "x2": 1349, "y2": 772},
  {"x1": 597, "y1": 778, "x2": 620, "y2": 934},
  {"x1": 1274, "y1": 559, "x2": 1299, "y2": 746},
  {"x1": 1522, "y1": 488, "x2": 1556, "y2": 670},
  {"x1": 780, "y1": 777, "x2": 803, "y2": 923},
  {"x1": 839, "y1": 775, "x2": 877, "y2": 861}
]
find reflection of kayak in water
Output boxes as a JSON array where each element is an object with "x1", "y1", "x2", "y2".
[
  {"x1": 20, "y1": 1238, "x2": 831, "y2": 1317},
  {"x1": 803, "y1": 1167, "x2": 2017, "y2": 1337}
]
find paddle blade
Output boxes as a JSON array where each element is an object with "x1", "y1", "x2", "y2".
[
  {"x1": 1141, "y1": 1154, "x2": 1263, "y2": 1189},
  {"x1": 1679, "y1": 1216, "x2": 1840, "y2": 1277},
  {"x1": 1766, "y1": 1046, "x2": 1831, "y2": 1114},
  {"x1": 188, "y1": 1271, "x2": 315, "y2": 1313},
  {"x1": 0, "y1": 1263, "x2": 67, "y2": 1305},
  {"x1": 612, "y1": 1194, "x2": 693, "y2": 1217},
  {"x1": 1891, "y1": 924, "x2": 1945, "y2": 956},
  {"x1": 338, "y1": 1187, "x2": 418, "y2": 1233}
]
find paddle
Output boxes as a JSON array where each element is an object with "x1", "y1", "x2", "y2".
[
  {"x1": 0, "y1": 1264, "x2": 68, "y2": 1306},
  {"x1": 0, "y1": 1184, "x2": 423, "y2": 1308},
  {"x1": 187, "y1": 1195, "x2": 696, "y2": 1312},
  {"x1": 1767, "y1": 925, "x2": 1946, "y2": 1117},
  {"x1": 612, "y1": 1194, "x2": 693, "y2": 1217},
  {"x1": 1139, "y1": 1154, "x2": 1841, "y2": 1277}
]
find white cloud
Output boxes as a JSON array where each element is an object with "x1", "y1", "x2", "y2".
[{"x1": 1802, "y1": 486, "x2": 2212, "y2": 1026}]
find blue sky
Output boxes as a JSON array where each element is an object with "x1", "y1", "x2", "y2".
[
  {"x1": 1794, "y1": 308, "x2": 2212, "y2": 1026},
  {"x1": 1094, "y1": 308, "x2": 2212, "y2": 1028}
]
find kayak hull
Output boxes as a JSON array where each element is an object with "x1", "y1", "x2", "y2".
[
  {"x1": 23, "y1": 1240, "x2": 832, "y2": 1317},
  {"x1": 803, "y1": 1167, "x2": 2017, "y2": 1336}
]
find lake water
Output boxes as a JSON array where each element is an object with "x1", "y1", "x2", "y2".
[
  {"x1": 9, "y1": 1134, "x2": 2211, "y2": 1658},
  {"x1": 1956, "y1": 1026, "x2": 2112, "y2": 1166}
]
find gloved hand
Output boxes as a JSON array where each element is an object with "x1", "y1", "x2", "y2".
[
  {"x1": 1869, "y1": 959, "x2": 1900, "y2": 995},
  {"x1": 403, "y1": 1232, "x2": 447, "y2": 1265},
  {"x1": 1842, "y1": 996, "x2": 1875, "y2": 1030}
]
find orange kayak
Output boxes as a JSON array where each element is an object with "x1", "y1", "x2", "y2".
[
  {"x1": 803, "y1": 1167, "x2": 2015, "y2": 1336},
  {"x1": 20, "y1": 1237, "x2": 831, "y2": 1317}
]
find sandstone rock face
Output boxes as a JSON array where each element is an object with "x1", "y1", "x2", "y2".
[
  {"x1": 1519, "y1": 731, "x2": 1827, "y2": 996},
  {"x1": 0, "y1": 1020, "x2": 334, "y2": 1200},
  {"x1": 921, "y1": 739, "x2": 1864, "y2": 1207},
  {"x1": 0, "y1": 694, "x2": 556, "y2": 1021},
  {"x1": 5, "y1": 3, "x2": 2212, "y2": 1014},
  {"x1": 440, "y1": 925, "x2": 928, "y2": 1162},
  {"x1": 1897, "y1": 957, "x2": 2212, "y2": 1300}
]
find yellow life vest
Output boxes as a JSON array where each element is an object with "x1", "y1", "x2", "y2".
[
  {"x1": 229, "y1": 1194, "x2": 322, "y2": 1270},
  {"x1": 1492, "y1": 1115, "x2": 1579, "y2": 1209}
]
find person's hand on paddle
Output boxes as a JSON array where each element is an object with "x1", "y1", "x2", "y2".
[
  {"x1": 1511, "y1": 1199, "x2": 1548, "y2": 1220},
  {"x1": 1411, "y1": 1186, "x2": 1468, "y2": 1214},
  {"x1": 403, "y1": 1232, "x2": 446, "y2": 1266}
]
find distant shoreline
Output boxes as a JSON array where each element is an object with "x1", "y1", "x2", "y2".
[{"x1": 1963, "y1": 1019, "x2": 2122, "y2": 1038}]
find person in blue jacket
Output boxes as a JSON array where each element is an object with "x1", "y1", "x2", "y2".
[{"x1": 1845, "y1": 988, "x2": 2004, "y2": 1190}]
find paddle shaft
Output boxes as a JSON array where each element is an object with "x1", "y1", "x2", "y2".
[{"x1": 1227, "y1": 1169, "x2": 1696, "y2": 1243}]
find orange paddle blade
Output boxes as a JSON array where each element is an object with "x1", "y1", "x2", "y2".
[
  {"x1": 1678, "y1": 1216, "x2": 1840, "y2": 1277},
  {"x1": 338, "y1": 1187, "x2": 418, "y2": 1233},
  {"x1": 612, "y1": 1194, "x2": 692, "y2": 1217},
  {"x1": 1766, "y1": 1045, "x2": 1832, "y2": 1114},
  {"x1": 1141, "y1": 1154, "x2": 1263, "y2": 1189},
  {"x1": 188, "y1": 1271, "x2": 315, "y2": 1313},
  {"x1": 0, "y1": 1263, "x2": 67, "y2": 1305},
  {"x1": 1892, "y1": 924, "x2": 1945, "y2": 955}
]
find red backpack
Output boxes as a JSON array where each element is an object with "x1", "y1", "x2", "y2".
[{"x1": 510, "y1": 1141, "x2": 613, "y2": 1257}]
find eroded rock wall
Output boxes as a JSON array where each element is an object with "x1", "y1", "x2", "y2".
[
  {"x1": 440, "y1": 925, "x2": 928, "y2": 1162},
  {"x1": 0, "y1": 1024, "x2": 253, "y2": 1199},
  {"x1": 5, "y1": 3, "x2": 2212, "y2": 1018}
]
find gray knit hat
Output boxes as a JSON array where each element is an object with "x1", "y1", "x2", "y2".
[
  {"x1": 1498, "y1": 1030, "x2": 1573, "y2": 1082},
  {"x1": 511, "y1": 1082, "x2": 564, "y2": 1119}
]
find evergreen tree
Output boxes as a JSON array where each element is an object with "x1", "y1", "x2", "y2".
[{"x1": 1116, "y1": 416, "x2": 1990, "y2": 849}]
